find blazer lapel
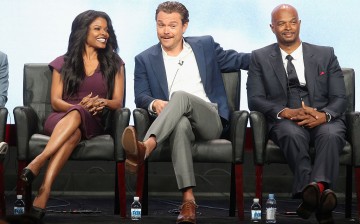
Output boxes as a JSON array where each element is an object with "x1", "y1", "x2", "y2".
[
  {"x1": 149, "y1": 44, "x2": 169, "y2": 99},
  {"x1": 302, "y1": 43, "x2": 316, "y2": 105},
  {"x1": 269, "y1": 45, "x2": 288, "y2": 96},
  {"x1": 187, "y1": 38, "x2": 207, "y2": 85}
]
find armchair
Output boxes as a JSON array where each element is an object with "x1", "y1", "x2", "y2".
[
  {"x1": 0, "y1": 107, "x2": 8, "y2": 216},
  {"x1": 250, "y1": 68, "x2": 359, "y2": 219},
  {"x1": 13, "y1": 64, "x2": 130, "y2": 217},
  {"x1": 133, "y1": 71, "x2": 248, "y2": 220}
]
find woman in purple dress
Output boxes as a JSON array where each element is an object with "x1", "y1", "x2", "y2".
[{"x1": 20, "y1": 10, "x2": 125, "y2": 218}]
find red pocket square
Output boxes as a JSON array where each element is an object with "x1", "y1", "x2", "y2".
[{"x1": 320, "y1": 71, "x2": 325, "y2": 76}]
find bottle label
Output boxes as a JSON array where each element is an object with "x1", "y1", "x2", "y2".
[
  {"x1": 251, "y1": 209, "x2": 262, "y2": 220},
  {"x1": 131, "y1": 208, "x2": 141, "y2": 220},
  {"x1": 14, "y1": 207, "x2": 25, "y2": 215},
  {"x1": 266, "y1": 208, "x2": 276, "y2": 220}
]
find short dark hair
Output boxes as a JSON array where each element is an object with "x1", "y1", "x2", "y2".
[{"x1": 155, "y1": 1, "x2": 189, "y2": 24}]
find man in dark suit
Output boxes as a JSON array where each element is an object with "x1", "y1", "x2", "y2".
[
  {"x1": 122, "y1": 1, "x2": 250, "y2": 223},
  {"x1": 247, "y1": 4, "x2": 346, "y2": 224}
]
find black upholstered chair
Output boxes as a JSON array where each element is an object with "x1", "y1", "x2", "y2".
[
  {"x1": 0, "y1": 107, "x2": 8, "y2": 216},
  {"x1": 132, "y1": 71, "x2": 248, "y2": 220},
  {"x1": 13, "y1": 64, "x2": 130, "y2": 217},
  {"x1": 250, "y1": 68, "x2": 360, "y2": 219}
]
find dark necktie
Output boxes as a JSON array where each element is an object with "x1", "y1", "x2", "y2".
[{"x1": 285, "y1": 55, "x2": 300, "y2": 87}]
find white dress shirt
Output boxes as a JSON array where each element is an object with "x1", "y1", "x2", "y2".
[
  {"x1": 277, "y1": 43, "x2": 306, "y2": 118},
  {"x1": 280, "y1": 42, "x2": 306, "y2": 85},
  {"x1": 149, "y1": 40, "x2": 210, "y2": 113}
]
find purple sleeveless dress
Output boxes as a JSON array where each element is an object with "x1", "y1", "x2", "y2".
[{"x1": 44, "y1": 55, "x2": 120, "y2": 139}]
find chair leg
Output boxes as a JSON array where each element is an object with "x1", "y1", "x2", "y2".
[
  {"x1": 255, "y1": 165, "x2": 264, "y2": 206},
  {"x1": 355, "y1": 167, "x2": 360, "y2": 221},
  {"x1": 229, "y1": 164, "x2": 236, "y2": 217},
  {"x1": 115, "y1": 162, "x2": 127, "y2": 218},
  {"x1": 235, "y1": 164, "x2": 244, "y2": 221},
  {"x1": 345, "y1": 165, "x2": 352, "y2": 218},
  {"x1": 17, "y1": 161, "x2": 32, "y2": 212},
  {"x1": 0, "y1": 162, "x2": 5, "y2": 216},
  {"x1": 136, "y1": 162, "x2": 147, "y2": 215}
]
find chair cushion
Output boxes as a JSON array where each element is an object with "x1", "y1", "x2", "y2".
[
  {"x1": 265, "y1": 140, "x2": 352, "y2": 166},
  {"x1": 148, "y1": 139, "x2": 233, "y2": 163},
  {"x1": 29, "y1": 134, "x2": 115, "y2": 161}
]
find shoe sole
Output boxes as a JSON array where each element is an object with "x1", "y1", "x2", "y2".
[
  {"x1": 296, "y1": 183, "x2": 319, "y2": 219},
  {"x1": 122, "y1": 127, "x2": 140, "y2": 174},
  {"x1": 122, "y1": 127, "x2": 138, "y2": 157},
  {"x1": 320, "y1": 191, "x2": 337, "y2": 213},
  {"x1": 316, "y1": 190, "x2": 337, "y2": 224}
]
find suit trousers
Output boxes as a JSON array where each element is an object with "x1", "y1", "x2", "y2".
[
  {"x1": 269, "y1": 118, "x2": 346, "y2": 194},
  {"x1": 144, "y1": 91, "x2": 223, "y2": 189}
]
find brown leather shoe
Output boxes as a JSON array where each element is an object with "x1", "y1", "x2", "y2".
[
  {"x1": 315, "y1": 189, "x2": 337, "y2": 224},
  {"x1": 121, "y1": 126, "x2": 146, "y2": 174},
  {"x1": 176, "y1": 200, "x2": 197, "y2": 224},
  {"x1": 296, "y1": 182, "x2": 320, "y2": 219}
]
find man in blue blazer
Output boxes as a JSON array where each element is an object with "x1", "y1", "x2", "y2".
[
  {"x1": 122, "y1": 1, "x2": 250, "y2": 223},
  {"x1": 247, "y1": 4, "x2": 346, "y2": 223}
]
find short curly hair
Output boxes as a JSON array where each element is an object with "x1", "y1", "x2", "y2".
[{"x1": 155, "y1": 1, "x2": 189, "y2": 24}]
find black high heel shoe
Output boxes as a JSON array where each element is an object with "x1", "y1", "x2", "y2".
[
  {"x1": 20, "y1": 168, "x2": 36, "y2": 184},
  {"x1": 30, "y1": 206, "x2": 46, "y2": 219}
]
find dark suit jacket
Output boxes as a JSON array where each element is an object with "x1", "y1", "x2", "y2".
[
  {"x1": 134, "y1": 35, "x2": 250, "y2": 121},
  {"x1": 247, "y1": 42, "x2": 347, "y2": 126}
]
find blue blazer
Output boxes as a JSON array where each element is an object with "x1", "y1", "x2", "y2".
[
  {"x1": 247, "y1": 42, "x2": 347, "y2": 124},
  {"x1": 134, "y1": 35, "x2": 250, "y2": 120},
  {"x1": 0, "y1": 51, "x2": 9, "y2": 107}
]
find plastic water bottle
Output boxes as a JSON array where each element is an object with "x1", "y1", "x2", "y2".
[
  {"x1": 131, "y1": 196, "x2": 142, "y2": 220},
  {"x1": 14, "y1": 195, "x2": 25, "y2": 215},
  {"x1": 251, "y1": 198, "x2": 261, "y2": 222},
  {"x1": 266, "y1": 194, "x2": 276, "y2": 223}
]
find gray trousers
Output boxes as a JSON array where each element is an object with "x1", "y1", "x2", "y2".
[
  {"x1": 144, "y1": 91, "x2": 223, "y2": 190},
  {"x1": 269, "y1": 118, "x2": 346, "y2": 194}
]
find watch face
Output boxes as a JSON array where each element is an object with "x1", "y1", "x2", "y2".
[{"x1": 326, "y1": 113, "x2": 330, "y2": 122}]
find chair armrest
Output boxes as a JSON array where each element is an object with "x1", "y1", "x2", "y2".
[
  {"x1": 346, "y1": 111, "x2": 360, "y2": 167},
  {"x1": 133, "y1": 108, "x2": 152, "y2": 140},
  {"x1": 0, "y1": 107, "x2": 8, "y2": 142},
  {"x1": 13, "y1": 106, "x2": 39, "y2": 160},
  {"x1": 249, "y1": 111, "x2": 268, "y2": 165},
  {"x1": 113, "y1": 107, "x2": 131, "y2": 161},
  {"x1": 229, "y1": 110, "x2": 249, "y2": 164}
]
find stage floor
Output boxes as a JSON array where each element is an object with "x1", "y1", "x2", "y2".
[{"x1": 2, "y1": 194, "x2": 359, "y2": 223}]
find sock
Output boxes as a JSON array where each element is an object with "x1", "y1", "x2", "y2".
[{"x1": 317, "y1": 182, "x2": 325, "y2": 194}]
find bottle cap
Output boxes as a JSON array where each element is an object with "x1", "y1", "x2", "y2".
[
  {"x1": 253, "y1": 198, "x2": 259, "y2": 203},
  {"x1": 269, "y1": 193, "x2": 274, "y2": 199},
  {"x1": 134, "y1": 196, "x2": 139, "y2": 201},
  {"x1": 16, "y1": 195, "x2": 23, "y2": 200}
]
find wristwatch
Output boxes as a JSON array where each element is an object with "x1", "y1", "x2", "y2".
[{"x1": 325, "y1": 112, "x2": 331, "y2": 122}]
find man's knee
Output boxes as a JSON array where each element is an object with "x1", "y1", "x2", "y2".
[
  {"x1": 318, "y1": 129, "x2": 345, "y2": 145},
  {"x1": 173, "y1": 117, "x2": 192, "y2": 133},
  {"x1": 170, "y1": 91, "x2": 190, "y2": 102},
  {"x1": 275, "y1": 124, "x2": 307, "y2": 142}
]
